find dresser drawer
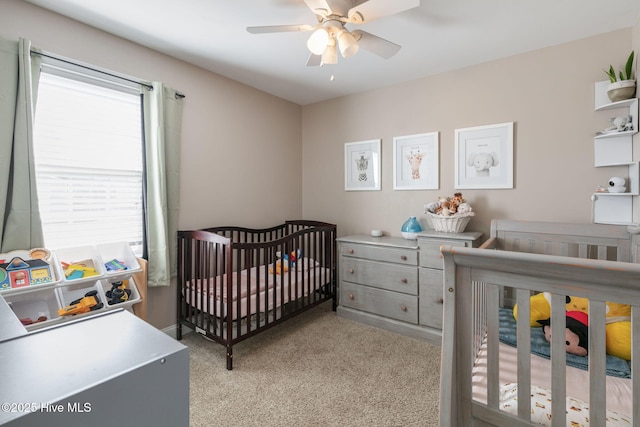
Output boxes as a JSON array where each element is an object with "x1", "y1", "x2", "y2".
[
  {"x1": 341, "y1": 257, "x2": 418, "y2": 295},
  {"x1": 419, "y1": 268, "x2": 444, "y2": 329},
  {"x1": 341, "y1": 282, "x2": 418, "y2": 324},
  {"x1": 341, "y1": 243, "x2": 417, "y2": 266},
  {"x1": 419, "y1": 238, "x2": 468, "y2": 269}
]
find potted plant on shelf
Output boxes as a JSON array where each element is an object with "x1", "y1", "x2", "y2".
[{"x1": 604, "y1": 50, "x2": 636, "y2": 102}]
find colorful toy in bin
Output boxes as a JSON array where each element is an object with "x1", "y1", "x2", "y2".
[
  {"x1": 104, "y1": 259, "x2": 129, "y2": 272},
  {"x1": 58, "y1": 290, "x2": 103, "y2": 316},
  {"x1": 0, "y1": 257, "x2": 54, "y2": 290},
  {"x1": 105, "y1": 280, "x2": 132, "y2": 305},
  {"x1": 62, "y1": 259, "x2": 99, "y2": 280}
]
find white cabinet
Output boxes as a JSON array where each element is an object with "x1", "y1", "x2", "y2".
[
  {"x1": 0, "y1": 310, "x2": 189, "y2": 427},
  {"x1": 0, "y1": 242, "x2": 141, "y2": 332},
  {"x1": 592, "y1": 80, "x2": 639, "y2": 225}
]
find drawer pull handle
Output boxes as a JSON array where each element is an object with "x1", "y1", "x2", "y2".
[
  {"x1": 401, "y1": 278, "x2": 408, "y2": 283},
  {"x1": 437, "y1": 298, "x2": 444, "y2": 304},
  {"x1": 400, "y1": 305, "x2": 407, "y2": 312},
  {"x1": 400, "y1": 255, "x2": 407, "y2": 261},
  {"x1": 348, "y1": 249, "x2": 355, "y2": 254},
  {"x1": 348, "y1": 268, "x2": 354, "y2": 274},
  {"x1": 348, "y1": 293, "x2": 354, "y2": 300}
]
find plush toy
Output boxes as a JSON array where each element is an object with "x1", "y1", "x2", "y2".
[
  {"x1": 437, "y1": 200, "x2": 454, "y2": 216},
  {"x1": 513, "y1": 293, "x2": 632, "y2": 360},
  {"x1": 538, "y1": 311, "x2": 589, "y2": 356},
  {"x1": 467, "y1": 152, "x2": 499, "y2": 177},
  {"x1": 604, "y1": 115, "x2": 633, "y2": 133},
  {"x1": 269, "y1": 260, "x2": 289, "y2": 275}
]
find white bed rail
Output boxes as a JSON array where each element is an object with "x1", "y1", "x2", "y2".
[{"x1": 439, "y1": 245, "x2": 640, "y2": 427}]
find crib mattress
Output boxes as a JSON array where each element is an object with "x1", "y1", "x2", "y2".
[
  {"x1": 472, "y1": 341, "x2": 632, "y2": 417},
  {"x1": 183, "y1": 263, "x2": 331, "y2": 320}
]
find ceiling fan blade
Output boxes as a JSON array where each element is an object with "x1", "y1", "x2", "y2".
[
  {"x1": 306, "y1": 54, "x2": 322, "y2": 67},
  {"x1": 352, "y1": 30, "x2": 401, "y2": 59},
  {"x1": 347, "y1": 0, "x2": 420, "y2": 24},
  {"x1": 247, "y1": 24, "x2": 313, "y2": 34},
  {"x1": 303, "y1": 0, "x2": 332, "y2": 17}
]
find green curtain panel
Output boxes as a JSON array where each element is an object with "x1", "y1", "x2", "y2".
[
  {"x1": 143, "y1": 82, "x2": 183, "y2": 287},
  {"x1": 0, "y1": 37, "x2": 44, "y2": 252}
]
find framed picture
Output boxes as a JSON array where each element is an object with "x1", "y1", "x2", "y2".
[
  {"x1": 454, "y1": 122, "x2": 514, "y2": 189},
  {"x1": 393, "y1": 132, "x2": 439, "y2": 190},
  {"x1": 344, "y1": 139, "x2": 381, "y2": 191}
]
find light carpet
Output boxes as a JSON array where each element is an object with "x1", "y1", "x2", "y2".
[{"x1": 182, "y1": 301, "x2": 441, "y2": 427}]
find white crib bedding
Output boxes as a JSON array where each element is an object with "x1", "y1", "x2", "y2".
[
  {"x1": 183, "y1": 261, "x2": 330, "y2": 320},
  {"x1": 472, "y1": 341, "x2": 633, "y2": 418}
]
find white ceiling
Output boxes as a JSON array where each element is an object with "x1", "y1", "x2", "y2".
[{"x1": 25, "y1": 0, "x2": 640, "y2": 106}]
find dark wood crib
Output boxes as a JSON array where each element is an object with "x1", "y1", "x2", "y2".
[{"x1": 176, "y1": 220, "x2": 337, "y2": 370}]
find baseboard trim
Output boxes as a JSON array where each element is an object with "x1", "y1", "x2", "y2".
[{"x1": 163, "y1": 324, "x2": 192, "y2": 339}]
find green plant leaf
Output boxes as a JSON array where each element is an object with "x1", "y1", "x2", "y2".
[
  {"x1": 619, "y1": 71, "x2": 624, "y2": 81},
  {"x1": 605, "y1": 65, "x2": 617, "y2": 83},
  {"x1": 625, "y1": 50, "x2": 635, "y2": 80}
]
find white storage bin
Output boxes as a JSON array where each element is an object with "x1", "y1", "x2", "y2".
[
  {"x1": 56, "y1": 281, "x2": 105, "y2": 319},
  {"x1": 55, "y1": 245, "x2": 106, "y2": 284},
  {"x1": 97, "y1": 242, "x2": 141, "y2": 281},
  {"x1": 0, "y1": 248, "x2": 61, "y2": 293},
  {"x1": 98, "y1": 276, "x2": 141, "y2": 310},
  {"x1": 4, "y1": 288, "x2": 63, "y2": 330}
]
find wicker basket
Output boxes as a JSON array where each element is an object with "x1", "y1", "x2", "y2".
[{"x1": 426, "y1": 212, "x2": 475, "y2": 233}]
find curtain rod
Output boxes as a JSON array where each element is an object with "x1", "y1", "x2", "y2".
[{"x1": 31, "y1": 49, "x2": 186, "y2": 99}]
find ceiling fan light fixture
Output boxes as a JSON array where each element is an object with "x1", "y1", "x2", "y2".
[
  {"x1": 337, "y1": 29, "x2": 359, "y2": 58},
  {"x1": 307, "y1": 28, "x2": 330, "y2": 55},
  {"x1": 321, "y1": 41, "x2": 338, "y2": 65}
]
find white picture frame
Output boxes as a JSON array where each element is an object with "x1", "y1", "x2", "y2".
[
  {"x1": 454, "y1": 122, "x2": 514, "y2": 189},
  {"x1": 344, "y1": 139, "x2": 381, "y2": 191},
  {"x1": 393, "y1": 132, "x2": 439, "y2": 190}
]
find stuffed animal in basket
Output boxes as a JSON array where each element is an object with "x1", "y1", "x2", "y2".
[{"x1": 513, "y1": 293, "x2": 632, "y2": 360}]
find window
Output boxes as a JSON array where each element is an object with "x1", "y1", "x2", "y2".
[{"x1": 33, "y1": 64, "x2": 145, "y2": 256}]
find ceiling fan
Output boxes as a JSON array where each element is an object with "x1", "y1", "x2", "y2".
[{"x1": 247, "y1": 0, "x2": 420, "y2": 66}]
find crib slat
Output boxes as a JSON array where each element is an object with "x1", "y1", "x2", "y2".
[
  {"x1": 486, "y1": 284, "x2": 500, "y2": 408},
  {"x1": 588, "y1": 300, "x2": 606, "y2": 426},
  {"x1": 457, "y1": 266, "x2": 474, "y2": 427},
  {"x1": 550, "y1": 293, "x2": 566, "y2": 427},
  {"x1": 515, "y1": 289, "x2": 531, "y2": 421},
  {"x1": 578, "y1": 243, "x2": 588, "y2": 258},
  {"x1": 597, "y1": 245, "x2": 607, "y2": 260}
]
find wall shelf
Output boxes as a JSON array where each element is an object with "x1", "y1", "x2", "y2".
[{"x1": 592, "y1": 81, "x2": 639, "y2": 225}]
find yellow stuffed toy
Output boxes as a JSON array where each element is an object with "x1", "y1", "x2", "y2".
[
  {"x1": 514, "y1": 293, "x2": 631, "y2": 360},
  {"x1": 269, "y1": 260, "x2": 289, "y2": 275}
]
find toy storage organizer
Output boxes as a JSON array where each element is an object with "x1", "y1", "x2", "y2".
[{"x1": 0, "y1": 242, "x2": 141, "y2": 331}]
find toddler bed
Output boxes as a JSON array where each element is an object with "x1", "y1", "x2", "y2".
[
  {"x1": 176, "y1": 220, "x2": 336, "y2": 370},
  {"x1": 439, "y1": 219, "x2": 640, "y2": 426}
]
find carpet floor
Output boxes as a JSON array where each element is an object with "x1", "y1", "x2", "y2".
[{"x1": 182, "y1": 301, "x2": 441, "y2": 427}]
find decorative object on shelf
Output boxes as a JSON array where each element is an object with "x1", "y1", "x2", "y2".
[
  {"x1": 596, "y1": 115, "x2": 634, "y2": 136},
  {"x1": 370, "y1": 229, "x2": 383, "y2": 237},
  {"x1": 608, "y1": 176, "x2": 626, "y2": 193},
  {"x1": 604, "y1": 51, "x2": 636, "y2": 102},
  {"x1": 401, "y1": 216, "x2": 422, "y2": 240},
  {"x1": 424, "y1": 192, "x2": 475, "y2": 233},
  {"x1": 595, "y1": 185, "x2": 607, "y2": 193}
]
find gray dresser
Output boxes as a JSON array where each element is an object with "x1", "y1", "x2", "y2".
[{"x1": 337, "y1": 231, "x2": 482, "y2": 344}]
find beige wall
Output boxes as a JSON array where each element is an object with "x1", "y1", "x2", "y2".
[
  {"x1": 3, "y1": 0, "x2": 639, "y2": 330},
  {"x1": 2, "y1": 0, "x2": 303, "y2": 329},
  {"x1": 302, "y1": 28, "x2": 637, "y2": 237}
]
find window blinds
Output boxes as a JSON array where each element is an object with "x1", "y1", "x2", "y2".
[{"x1": 33, "y1": 71, "x2": 144, "y2": 256}]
